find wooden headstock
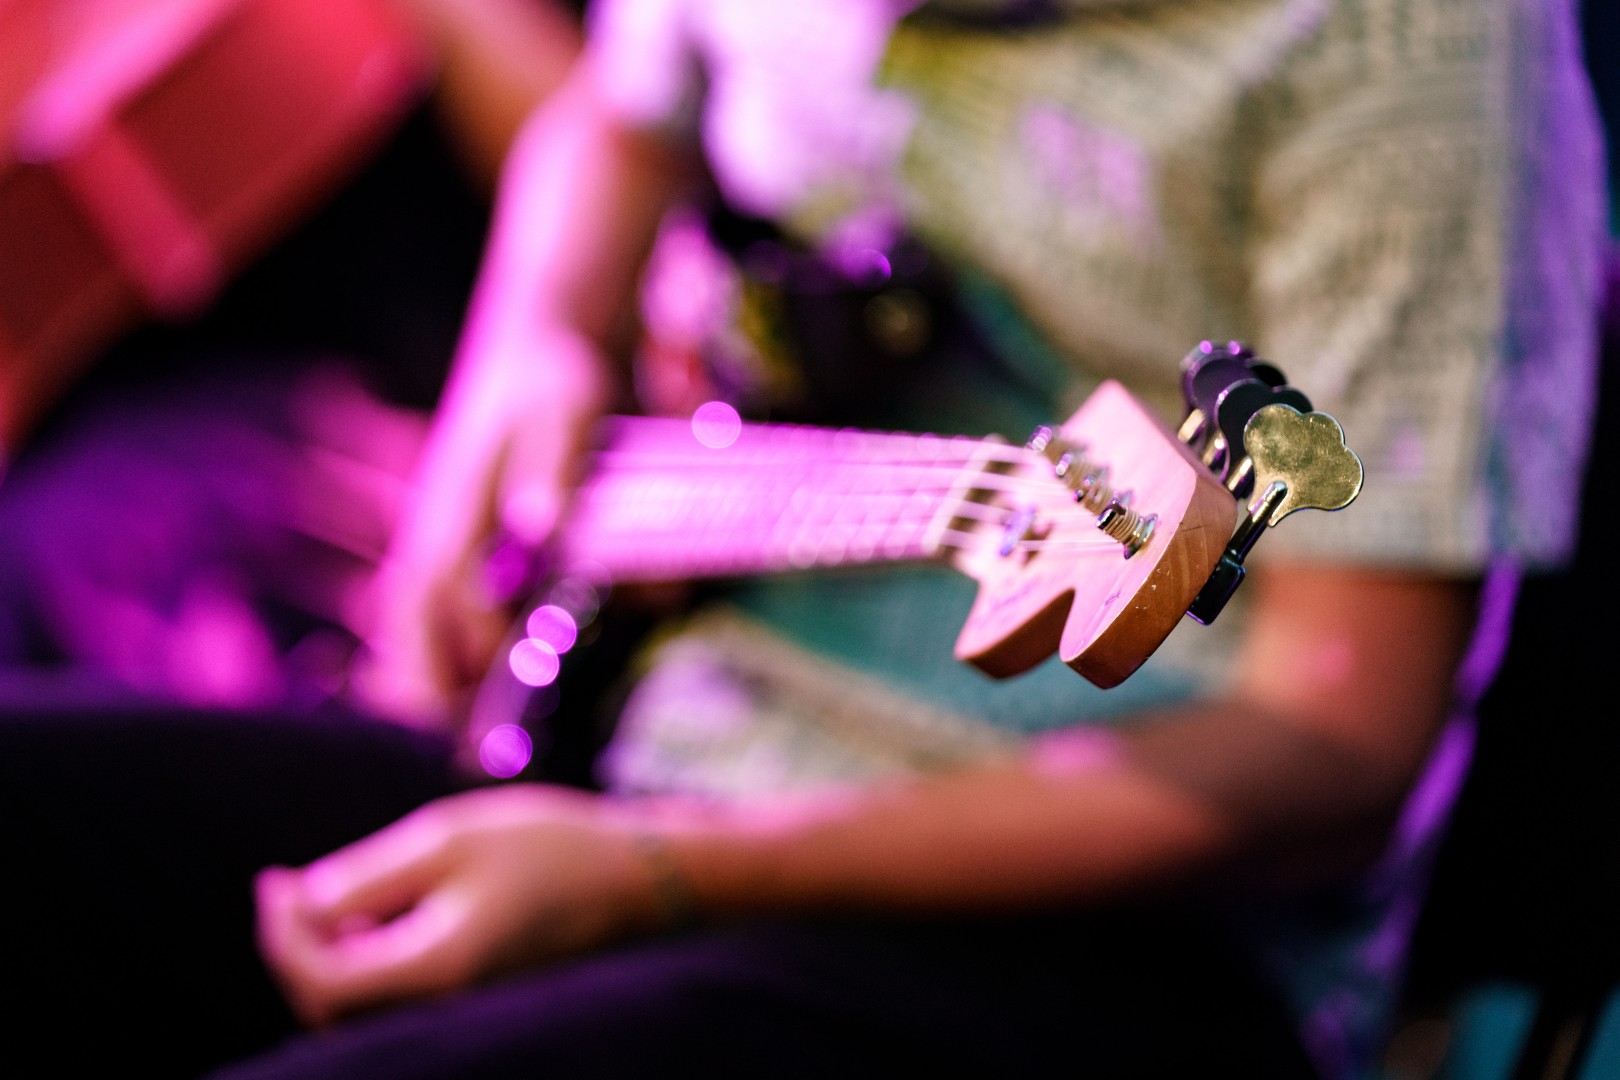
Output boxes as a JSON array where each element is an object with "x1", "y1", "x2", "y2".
[{"x1": 948, "y1": 380, "x2": 1237, "y2": 687}]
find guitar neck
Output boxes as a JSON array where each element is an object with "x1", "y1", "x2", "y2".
[
  {"x1": 557, "y1": 415, "x2": 1002, "y2": 585},
  {"x1": 490, "y1": 376, "x2": 1294, "y2": 705}
]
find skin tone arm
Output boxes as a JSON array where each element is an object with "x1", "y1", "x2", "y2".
[
  {"x1": 258, "y1": 61, "x2": 1482, "y2": 1026},
  {"x1": 670, "y1": 568, "x2": 1477, "y2": 912},
  {"x1": 352, "y1": 63, "x2": 697, "y2": 724},
  {"x1": 262, "y1": 565, "x2": 1477, "y2": 1026}
]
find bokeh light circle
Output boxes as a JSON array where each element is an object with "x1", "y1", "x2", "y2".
[
  {"x1": 508, "y1": 638, "x2": 560, "y2": 687},
  {"x1": 526, "y1": 604, "x2": 579, "y2": 653},
  {"x1": 691, "y1": 400, "x2": 742, "y2": 449},
  {"x1": 478, "y1": 723, "x2": 533, "y2": 778}
]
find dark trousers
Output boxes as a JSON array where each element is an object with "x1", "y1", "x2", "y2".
[{"x1": 0, "y1": 697, "x2": 1315, "y2": 1079}]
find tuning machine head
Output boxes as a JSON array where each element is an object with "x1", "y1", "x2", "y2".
[
  {"x1": 1178, "y1": 341, "x2": 1364, "y2": 624},
  {"x1": 1024, "y1": 427, "x2": 1156, "y2": 558}
]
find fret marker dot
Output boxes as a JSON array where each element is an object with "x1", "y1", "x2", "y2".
[{"x1": 691, "y1": 400, "x2": 741, "y2": 449}]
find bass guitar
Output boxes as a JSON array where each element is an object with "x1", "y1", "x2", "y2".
[{"x1": 468, "y1": 343, "x2": 1365, "y2": 775}]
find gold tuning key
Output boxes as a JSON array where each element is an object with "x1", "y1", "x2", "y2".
[
  {"x1": 1187, "y1": 404, "x2": 1363, "y2": 624},
  {"x1": 1242, "y1": 404, "x2": 1364, "y2": 524}
]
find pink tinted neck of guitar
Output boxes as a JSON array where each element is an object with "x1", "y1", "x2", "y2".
[{"x1": 558, "y1": 415, "x2": 989, "y2": 584}]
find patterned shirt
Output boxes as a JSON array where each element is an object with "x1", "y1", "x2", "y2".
[{"x1": 582, "y1": 1, "x2": 1606, "y2": 1074}]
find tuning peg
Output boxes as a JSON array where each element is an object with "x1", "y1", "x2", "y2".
[
  {"x1": 1180, "y1": 340, "x2": 1282, "y2": 402},
  {"x1": 1177, "y1": 341, "x2": 1292, "y2": 469},
  {"x1": 1243, "y1": 404, "x2": 1363, "y2": 523},
  {"x1": 1212, "y1": 380, "x2": 1313, "y2": 496},
  {"x1": 1180, "y1": 341, "x2": 1246, "y2": 411},
  {"x1": 1187, "y1": 404, "x2": 1363, "y2": 625}
]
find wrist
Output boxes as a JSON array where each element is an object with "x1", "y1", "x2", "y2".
[
  {"x1": 627, "y1": 830, "x2": 701, "y2": 931},
  {"x1": 625, "y1": 794, "x2": 863, "y2": 924}
]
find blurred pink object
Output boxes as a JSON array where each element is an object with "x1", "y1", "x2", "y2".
[{"x1": 0, "y1": 0, "x2": 430, "y2": 450}]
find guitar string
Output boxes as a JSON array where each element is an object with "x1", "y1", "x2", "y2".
[
  {"x1": 572, "y1": 504, "x2": 1121, "y2": 546},
  {"x1": 566, "y1": 457, "x2": 1142, "y2": 581},
  {"x1": 580, "y1": 435, "x2": 1174, "y2": 561},
  {"x1": 582, "y1": 462, "x2": 1118, "y2": 506},
  {"x1": 591, "y1": 428, "x2": 1115, "y2": 506},
  {"x1": 567, "y1": 530, "x2": 1120, "y2": 568},
  {"x1": 572, "y1": 494, "x2": 1134, "y2": 555},
  {"x1": 578, "y1": 473, "x2": 1136, "y2": 535},
  {"x1": 588, "y1": 446, "x2": 1039, "y2": 471},
  {"x1": 598, "y1": 418, "x2": 1194, "y2": 515},
  {"x1": 583, "y1": 488, "x2": 1140, "y2": 531},
  {"x1": 590, "y1": 440, "x2": 1035, "y2": 464},
  {"x1": 590, "y1": 438, "x2": 1117, "y2": 475}
]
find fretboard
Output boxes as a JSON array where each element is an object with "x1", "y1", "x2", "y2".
[{"x1": 557, "y1": 415, "x2": 1000, "y2": 584}]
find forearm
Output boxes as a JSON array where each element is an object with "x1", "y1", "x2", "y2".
[
  {"x1": 456, "y1": 63, "x2": 697, "y2": 382},
  {"x1": 660, "y1": 716, "x2": 1385, "y2": 920},
  {"x1": 363, "y1": 65, "x2": 698, "y2": 712},
  {"x1": 661, "y1": 734, "x2": 1233, "y2": 918},
  {"x1": 655, "y1": 568, "x2": 1479, "y2": 918},
  {"x1": 264, "y1": 570, "x2": 1478, "y2": 1018},
  {"x1": 418, "y1": 63, "x2": 699, "y2": 535}
]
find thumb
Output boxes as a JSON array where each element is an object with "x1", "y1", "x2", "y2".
[{"x1": 256, "y1": 862, "x2": 473, "y2": 1027}]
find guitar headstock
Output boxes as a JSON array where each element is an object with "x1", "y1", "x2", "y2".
[
  {"x1": 948, "y1": 344, "x2": 1362, "y2": 687},
  {"x1": 948, "y1": 380, "x2": 1236, "y2": 687}
]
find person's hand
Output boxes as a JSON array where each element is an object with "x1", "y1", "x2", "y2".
[
  {"x1": 255, "y1": 784, "x2": 666, "y2": 1027},
  {"x1": 352, "y1": 328, "x2": 608, "y2": 729},
  {"x1": 351, "y1": 57, "x2": 695, "y2": 727}
]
